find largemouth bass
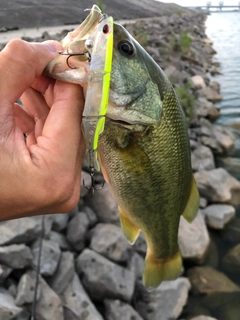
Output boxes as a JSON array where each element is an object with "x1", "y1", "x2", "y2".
[{"x1": 46, "y1": 5, "x2": 199, "y2": 289}]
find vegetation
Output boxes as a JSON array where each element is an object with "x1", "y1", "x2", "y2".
[
  {"x1": 175, "y1": 81, "x2": 195, "y2": 124},
  {"x1": 179, "y1": 30, "x2": 192, "y2": 55},
  {"x1": 96, "y1": 0, "x2": 106, "y2": 13}
]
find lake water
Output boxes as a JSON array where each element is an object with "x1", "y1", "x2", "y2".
[{"x1": 205, "y1": 11, "x2": 240, "y2": 126}]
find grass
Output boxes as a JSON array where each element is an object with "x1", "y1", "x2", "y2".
[
  {"x1": 169, "y1": 30, "x2": 192, "y2": 56},
  {"x1": 96, "y1": 0, "x2": 106, "y2": 13},
  {"x1": 134, "y1": 22, "x2": 148, "y2": 48}
]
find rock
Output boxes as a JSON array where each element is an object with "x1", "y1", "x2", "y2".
[
  {"x1": 188, "y1": 266, "x2": 240, "y2": 295},
  {"x1": 209, "y1": 81, "x2": 220, "y2": 93},
  {"x1": 85, "y1": 184, "x2": 120, "y2": 224},
  {"x1": 48, "y1": 231, "x2": 72, "y2": 251},
  {"x1": 83, "y1": 206, "x2": 98, "y2": 227},
  {"x1": 222, "y1": 243, "x2": 240, "y2": 273},
  {"x1": 104, "y1": 299, "x2": 144, "y2": 320},
  {"x1": 191, "y1": 145, "x2": 215, "y2": 171},
  {"x1": 0, "y1": 265, "x2": 12, "y2": 283},
  {"x1": 199, "y1": 197, "x2": 208, "y2": 209},
  {"x1": 213, "y1": 126, "x2": 234, "y2": 153},
  {"x1": 0, "y1": 215, "x2": 53, "y2": 246},
  {"x1": 127, "y1": 252, "x2": 144, "y2": 280},
  {"x1": 194, "y1": 168, "x2": 240, "y2": 206},
  {"x1": 15, "y1": 271, "x2": 40, "y2": 306},
  {"x1": 191, "y1": 75, "x2": 206, "y2": 89},
  {"x1": 221, "y1": 218, "x2": 240, "y2": 245},
  {"x1": 195, "y1": 97, "x2": 220, "y2": 121},
  {"x1": 48, "y1": 251, "x2": 75, "y2": 295},
  {"x1": 31, "y1": 239, "x2": 61, "y2": 276},
  {"x1": 66, "y1": 212, "x2": 90, "y2": 251},
  {"x1": 0, "y1": 244, "x2": 32, "y2": 269},
  {"x1": 89, "y1": 223, "x2": 132, "y2": 263},
  {"x1": 52, "y1": 213, "x2": 69, "y2": 232},
  {"x1": 135, "y1": 277, "x2": 191, "y2": 320},
  {"x1": 202, "y1": 204, "x2": 235, "y2": 229},
  {"x1": 132, "y1": 232, "x2": 147, "y2": 255},
  {"x1": 200, "y1": 118, "x2": 221, "y2": 152},
  {"x1": 76, "y1": 249, "x2": 134, "y2": 302},
  {"x1": 210, "y1": 68, "x2": 221, "y2": 76},
  {"x1": 198, "y1": 86, "x2": 222, "y2": 102},
  {"x1": 16, "y1": 309, "x2": 31, "y2": 320},
  {"x1": 35, "y1": 276, "x2": 63, "y2": 320},
  {"x1": 190, "y1": 316, "x2": 217, "y2": 320},
  {"x1": 0, "y1": 287, "x2": 22, "y2": 320},
  {"x1": 61, "y1": 273, "x2": 104, "y2": 320},
  {"x1": 164, "y1": 65, "x2": 189, "y2": 85},
  {"x1": 217, "y1": 157, "x2": 240, "y2": 181},
  {"x1": 178, "y1": 211, "x2": 210, "y2": 262}
]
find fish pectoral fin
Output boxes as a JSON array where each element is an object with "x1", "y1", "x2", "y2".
[
  {"x1": 119, "y1": 207, "x2": 140, "y2": 245},
  {"x1": 182, "y1": 175, "x2": 199, "y2": 223},
  {"x1": 143, "y1": 248, "x2": 182, "y2": 290}
]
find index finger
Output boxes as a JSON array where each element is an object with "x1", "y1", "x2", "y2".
[{"x1": 0, "y1": 39, "x2": 62, "y2": 104}]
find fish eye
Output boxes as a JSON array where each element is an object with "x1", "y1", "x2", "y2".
[{"x1": 118, "y1": 40, "x2": 135, "y2": 57}]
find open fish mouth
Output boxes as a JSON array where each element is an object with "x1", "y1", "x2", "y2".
[{"x1": 45, "y1": 5, "x2": 103, "y2": 85}]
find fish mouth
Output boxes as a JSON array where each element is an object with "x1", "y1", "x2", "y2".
[{"x1": 45, "y1": 5, "x2": 102, "y2": 84}]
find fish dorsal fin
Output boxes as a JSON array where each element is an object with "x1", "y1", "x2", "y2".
[{"x1": 182, "y1": 175, "x2": 199, "y2": 223}]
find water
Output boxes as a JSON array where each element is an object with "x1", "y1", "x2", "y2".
[{"x1": 205, "y1": 12, "x2": 240, "y2": 126}]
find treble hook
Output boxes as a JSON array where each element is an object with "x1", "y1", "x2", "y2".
[
  {"x1": 58, "y1": 49, "x2": 91, "y2": 69},
  {"x1": 83, "y1": 167, "x2": 105, "y2": 196}
]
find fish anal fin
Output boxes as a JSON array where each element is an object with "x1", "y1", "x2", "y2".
[
  {"x1": 182, "y1": 175, "x2": 199, "y2": 223},
  {"x1": 119, "y1": 207, "x2": 140, "y2": 245},
  {"x1": 143, "y1": 248, "x2": 182, "y2": 290}
]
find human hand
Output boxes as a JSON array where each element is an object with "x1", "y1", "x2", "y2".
[{"x1": 0, "y1": 39, "x2": 85, "y2": 220}]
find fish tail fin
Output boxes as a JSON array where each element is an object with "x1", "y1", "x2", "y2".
[
  {"x1": 143, "y1": 248, "x2": 182, "y2": 290},
  {"x1": 182, "y1": 175, "x2": 199, "y2": 223},
  {"x1": 119, "y1": 206, "x2": 140, "y2": 245}
]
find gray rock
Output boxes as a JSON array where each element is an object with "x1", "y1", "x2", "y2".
[
  {"x1": 221, "y1": 218, "x2": 240, "y2": 245},
  {"x1": 127, "y1": 252, "x2": 144, "y2": 280},
  {"x1": 191, "y1": 145, "x2": 215, "y2": 171},
  {"x1": 31, "y1": 239, "x2": 61, "y2": 276},
  {"x1": 179, "y1": 211, "x2": 210, "y2": 262},
  {"x1": 188, "y1": 266, "x2": 240, "y2": 295},
  {"x1": 15, "y1": 309, "x2": 30, "y2": 320},
  {"x1": 198, "y1": 86, "x2": 222, "y2": 102},
  {"x1": 217, "y1": 157, "x2": 240, "y2": 181},
  {"x1": 0, "y1": 244, "x2": 32, "y2": 269},
  {"x1": 200, "y1": 118, "x2": 221, "y2": 152},
  {"x1": 35, "y1": 276, "x2": 64, "y2": 320},
  {"x1": 83, "y1": 206, "x2": 98, "y2": 227},
  {"x1": 104, "y1": 299, "x2": 144, "y2": 320},
  {"x1": 89, "y1": 223, "x2": 132, "y2": 263},
  {"x1": 0, "y1": 215, "x2": 53, "y2": 246},
  {"x1": 135, "y1": 277, "x2": 191, "y2": 320},
  {"x1": 195, "y1": 97, "x2": 220, "y2": 122},
  {"x1": 76, "y1": 249, "x2": 135, "y2": 302},
  {"x1": 52, "y1": 213, "x2": 69, "y2": 232},
  {"x1": 0, "y1": 287, "x2": 22, "y2": 320},
  {"x1": 209, "y1": 81, "x2": 220, "y2": 93},
  {"x1": 15, "y1": 270, "x2": 40, "y2": 306},
  {"x1": 191, "y1": 75, "x2": 206, "y2": 89},
  {"x1": 191, "y1": 317, "x2": 217, "y2": 320},
  {"x1": 194, "y1": 168, "x2": 240, "y2": 206},
  {"x1": 222, "y1": 243, "x2": 240, "y2": 273},
  {"x1": 199, "y1": 197, "x2": 208, "y2": 209},
  {"x1": 48, "y1": 251, "x2": 75, "y2": 295},
  {"x1": 213, "y1": 125, "x2": 234, "y2": 153},
  {"x1": 48, "y1": 231, "x2": 72, "y2": 251},
  {"x1": 85, "y1": 184, "x2": 120, "y2": 224},
  {"x1": 0, "y1": 265, "x2": 12, "y2": 283},
  {"x1": 203, "y1": 204, "x2": 235, "y2": 229},
  {"x1": 66, "y1": 212, "x2": 90, "y2": 251},
  {"x1": 132, "y1": 232, "x2": 147, "y2": 255},
  {"x1": 61, "y1": 273, "x2": 104, "y2": 320}
]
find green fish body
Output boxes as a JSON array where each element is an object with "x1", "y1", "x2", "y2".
[{"x1": 98, "y1": 23, "x2": 199, "y2": 289}]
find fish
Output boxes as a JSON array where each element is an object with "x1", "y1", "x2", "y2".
[{"x1": 45, "y1": 5, "x2": 199, "y2": 289}]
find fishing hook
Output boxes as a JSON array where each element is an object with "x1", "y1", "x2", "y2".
[
  {"x1": 83, "y1": 167, "x2": 105, "y2": 196},
  {"x1": 58, "y1": 49, "x2": 91, "y2": 69}
]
